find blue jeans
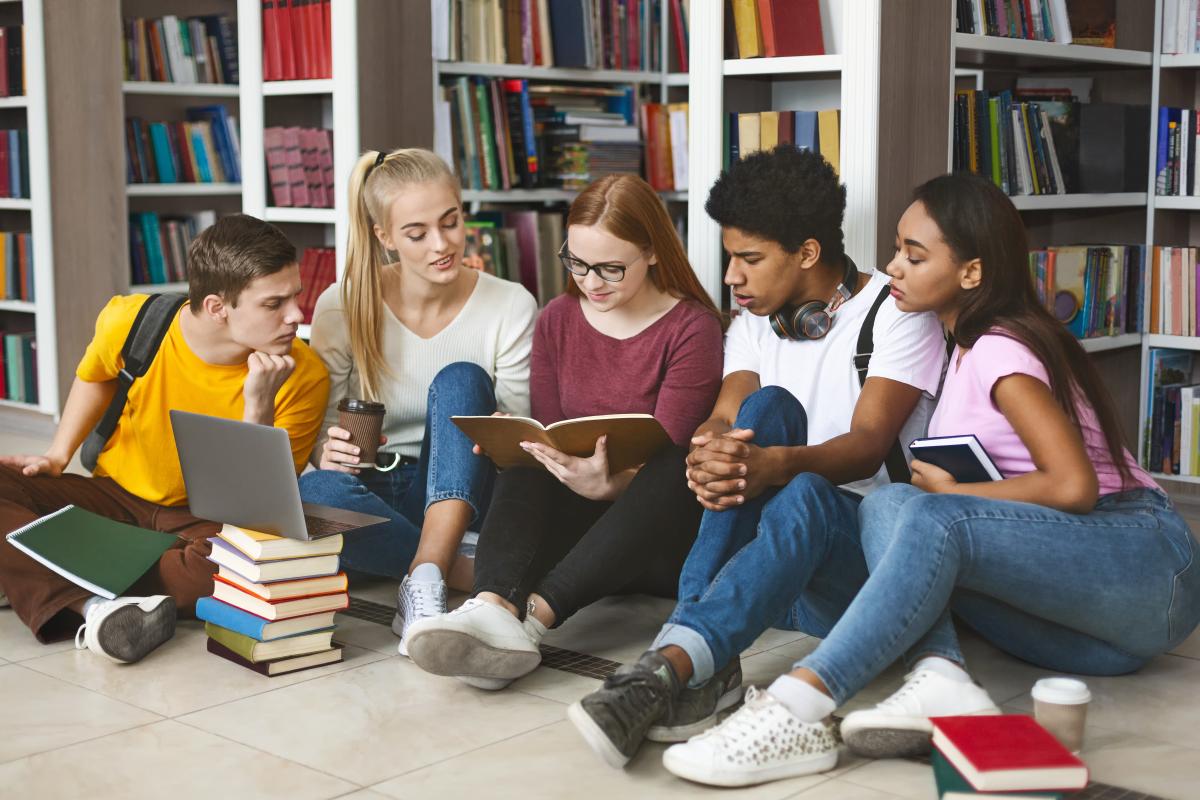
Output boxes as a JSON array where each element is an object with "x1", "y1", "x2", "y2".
[
  {"x1": 653, "y1": 386, "x2": 869, "y2": 687},
  {"x1": 798, "y1": 483, "x2": 1200, "y2": 705},
  {"x1": 298, "y1": 362, "x2": 497, "y2": 578}
]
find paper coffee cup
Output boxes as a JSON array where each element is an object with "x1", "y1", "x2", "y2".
[
  {"x1": 1032, "y1": 677, "x2": 1090, "y2": 753},
  {"x1": 337, "y1": 398, "x2": 385, "y2": 468}
]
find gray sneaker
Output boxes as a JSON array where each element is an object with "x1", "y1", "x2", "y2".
[
  {"x1": 567, "y1": 650, "x2": 681, "y2": 768},
  {"x1": 647, "y1": 656, "x2": 744, "y2": 742}
]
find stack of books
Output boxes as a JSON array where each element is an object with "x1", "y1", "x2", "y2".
[
  {"x1": 728, "y1": 109, "x2": 840, "y2": 175},
  {"x1": 1146, "y1": 245, "x2": 1200, "y2": 337},
  {"x1": 0, "y1": 25, "x2": 25, "y2": 97},
  {"x1": 262, "y1": 0, "x2": 332, "y2": 81},
  {"x1": 264, "y1": 126, "x2": 333, "y2": 208},
  {"x1": 955, "y1": 0, "x2": 1075, "y2": 43},
  {"x1": 930, "y1": 715, "x2": 1089, "y2": 799},
  {"x1": 0, "y1": 230, "x2": 33, "y2": 302},
  {"x1": 729, "y1": 0, "x2": 824, "y2": 59},
  {"x1": 0, "y1": 128, "x2": 29, "y2": 199},
  {"x1": 0, "y1": 327, "x2": 36, "y2": 404},
  {"x1": 196, "y1": 523, "x2": 348, "y2": 676},
  {"x1": 1028, "y1": 244, "x2": 1145, "y2": 340},
  {"x1": 129, "y1": 210, "x2": 217, "y2": 286},
  {"x1": 1156, "y1": 106, "x2": 1200, "y2": 196},
  {"x1": 125, "y1": 106, "x2": 242, "y2": 185},
  {"x1": 297, "y1": 247, "x2": 336, "y2": 324},
  {"x1": 122, "y1": 14, "x2": 239, "y2": 85},
  {"x1": 463, "y1": 210, "x2": 565, "y2": 305},
  {"x1": 642, "y1": 102, "x2": 688, "y2": 192},
  {"x1": 1146, "y1": 349, "x2": 1200, "y2": 476},
  {"x1": 1162, "y1": 0, "x2": 1200, "y2": 54}
]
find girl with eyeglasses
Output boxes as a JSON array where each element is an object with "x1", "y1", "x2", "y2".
[
  {"x1": 298, "y1": 148, "x2": 538, "y2": 655},
  {"x1": 405, "y1": 173, "x2": 724, "y2": 690}
]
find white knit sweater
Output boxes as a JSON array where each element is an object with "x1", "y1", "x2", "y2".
[{"x1": 309, "y1": 271, "x2": 538, "y2": 457}]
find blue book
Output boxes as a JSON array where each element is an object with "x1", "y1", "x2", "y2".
[
  {"x1": 138, "y1": 212, "x2": 167, "y2": 284},
  {"x1": 148, "y1": 123, "x2": 177, "y2": 183},
  {"x1": 795, "y1": 111, "x2": 819, "y2": 153},
  {"x1": 8, "y1": 130, "x2": 20, "y2": 197},
  {"x1": 1157, "y1": 106, "x2": 1171, "y2": 193},
  {"x1": 195, "y1": 596, "x2": 338, "y2": 642},
  {"x1": 187, "y1": 106, "x2": 240, "y2": 182},
  {"x1": 190, "y1": 126, "x2": 214, "y2": 182},
  {"x1": 549, "y1": 0, "x2": 591, "y2": 68}
]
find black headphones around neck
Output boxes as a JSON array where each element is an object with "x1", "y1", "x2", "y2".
[{"x1": 769, "y1": 255, "x2": 860, "y2": 341}]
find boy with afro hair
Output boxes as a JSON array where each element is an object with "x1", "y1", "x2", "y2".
[{"x1": 569, "y1": 146, "x2": 949, "y2": 781}]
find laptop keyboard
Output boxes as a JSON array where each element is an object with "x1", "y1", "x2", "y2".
[{"x1": 304, "y1": 514, "x2": 358, "y2": 538}]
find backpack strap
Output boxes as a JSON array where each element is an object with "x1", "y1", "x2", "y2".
[
  {"x1": 81, "y1": 293, "x2": 188, "y2": 472},
  {"x1": 854, "y1": 284, "x2": 912, "y2": 485}
]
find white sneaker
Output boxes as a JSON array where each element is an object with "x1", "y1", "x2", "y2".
[
  {"x1": 459, "y1": 615, "x2": 547, "y2": 690},
  {"x1": 662, "y1": 687, "x2": 839, "y2": 787},
  {"x1": 841, "y1": 668, "x2": 1001, "y2": 758},
  {"x1": 405, "y1": 598, "x2": 542, "y2": 684},
  {"x1": 394, "y1": 571, "x2": 448, "y2": 657},
  {"x1": 74, "y1": 595, "x2": 176, "y2": 664}
]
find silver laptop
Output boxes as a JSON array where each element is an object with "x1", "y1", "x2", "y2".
[{"x1": 171, "y1": 409, "x2": 388, "y2": 541}]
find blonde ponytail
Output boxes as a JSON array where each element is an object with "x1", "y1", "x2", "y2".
[{"x1": 341, "y1": 148, "x2": 461, "y2": 400}]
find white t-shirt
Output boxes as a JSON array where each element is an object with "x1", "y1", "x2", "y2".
[
  {"x1": 723, "y1": 270, "x2": 947, "y2": 495},
  {"x1": 310, "y1": 271, "x2": 538, "y2": 458}
]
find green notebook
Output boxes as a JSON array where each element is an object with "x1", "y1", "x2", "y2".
[{"x1": 5, "y1": 505, "x2": 180, "y2": 599}]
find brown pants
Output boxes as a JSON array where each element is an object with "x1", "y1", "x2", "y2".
[{"x1": 0, "y1": 466, "x2": 219, "y2": 642}]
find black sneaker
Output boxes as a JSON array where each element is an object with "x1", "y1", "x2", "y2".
[
  {"x1": 646, "y1": 656, "x2": 744, "y2": 742},
  {"x1": 567, "y1": 650, "x2": 681, "y2": 768}
]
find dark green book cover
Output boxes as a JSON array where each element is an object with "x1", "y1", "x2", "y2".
[
  {"x1": 931, "y1": 749, "x2": 1063, "y2": 799},
  {"x1": 5, "y1": 505, "x2": 179, "y2": 598}
]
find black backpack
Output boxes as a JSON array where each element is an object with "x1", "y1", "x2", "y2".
[
  {"x1": 80, "y1": 293, "x2": 189, "y2": 472},
  {"x1": 853, "y1": 285, "x2": 912, "y2": 484}
]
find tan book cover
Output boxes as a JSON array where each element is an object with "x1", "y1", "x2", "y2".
[
  {"x1": 738, "y1": 113, "x2": 762, "y2": 159},
  {"x1": 818, "y1": 109, "x2": 840, "y2": 175},
  {"x1": 452, "y1": 414, "x2": 671, "y2": 473},
  {"x1": 760, "y1": 111, "x2": 780, "y2": 151}
]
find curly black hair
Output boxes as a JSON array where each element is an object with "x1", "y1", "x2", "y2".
[{"x1": 705, "y1": 145, "x2": 846, "y2": 263}]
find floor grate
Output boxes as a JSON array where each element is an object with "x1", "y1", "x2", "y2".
[{"x1": 343, "y1": 594, "x2": 1168, "y2": 799}]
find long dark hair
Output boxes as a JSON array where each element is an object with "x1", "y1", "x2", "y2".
[{"x1": 913, "y1": 172, "x2": 1133, "y2": 486}]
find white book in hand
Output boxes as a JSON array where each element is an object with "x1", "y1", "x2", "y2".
[{"x1": 909, "y1": 435, "x2": 1002, "y2": 483}]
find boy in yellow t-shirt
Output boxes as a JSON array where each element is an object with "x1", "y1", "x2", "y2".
[{"x1": 0, "y1": 215, "x2": 330, "y2": 663}]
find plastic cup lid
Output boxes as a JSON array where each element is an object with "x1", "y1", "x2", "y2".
[{"x1": 1032, "y1": 676, "x2": 1091, "y2": 705}]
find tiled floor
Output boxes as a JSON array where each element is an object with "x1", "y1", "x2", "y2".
[{"x1": 3, "y1": 423, "x2": 1200, "y2": 799}]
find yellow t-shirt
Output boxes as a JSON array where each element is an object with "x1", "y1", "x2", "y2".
[{"x1": 76, "y1": 295, "x2": 330, "y2": 507}]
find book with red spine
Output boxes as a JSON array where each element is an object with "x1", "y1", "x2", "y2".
[
  {"x1": 641, "y1": 102, "x2": 674, "y2": 191},
  {"x1": 281, "y1": 126, "x2": 311, "y2": 206},
  {"x1": 298, "y1": 128, "x2": 326, "y2": 207},
  {"x1": 320, "y1": 0, "x2": 332, "y2": 77},
  {"x1": 771, "y1": 0, "x2": 824, "y2": 56},
  {"x1": 262, "y1": 1, "x2": 281, "y2": 81},
  {"x1": 277, "y1": 0, "x2": 297, "y2": 80},
  {"x1": 930, "y1": 715, "x2": 1089, "y2": 793},
  {"x1": 315, "y1": 129, "x2": 334, "y2": 202},
  {"x1": 207, "y1": 638, "x2": 343, "y2": 675},
  {"x1": 212, "y1": 573, "x2": 349, "y2": 620},
  {"x1": 263, "y1": 126, "x2": 292, "y2": 206},
  {"x1": 756, "y1": 0, "x2": 777, "y2": 57},
  {"x1": 670, "y1": 0, "x2": 688, "y2": 71}
]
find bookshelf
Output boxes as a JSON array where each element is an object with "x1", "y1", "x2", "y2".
[{"x1": 237, "y1": 0, "x2": 429, "y2": 304}]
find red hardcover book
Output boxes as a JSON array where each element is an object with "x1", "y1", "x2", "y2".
[
  {"x1": 277, "y1": 0, "x2": 297, "y2": 80},
  {"x1": 282, "y1": 126, "x2": 311, "y2": 206},
  {"x1": 207, "y1": 638, "x2": 343, "y2": 676},
  {"x1": 298, "y1": 128, "x2": 327, "y2": 207},
  {"x1": 930, "y1": 716, "x2": 1089, "y2": 793},
  {"x1": 263, "y1": 126, "x2": 292, "y2": 206},
  {"x1": 212, "y1": 573, "x2": 349, "y2": 620},
  {"x1": 778, "y1": 110, "x2": 794, "y2": 146},
  {"x1": 262, "y1": 1, "x2": 281, "y2": 81},
  {"x1": 308, "y1": 0, "x2": 325, "y2": 77},
  {"x1": 640, "y1": 102, "x2": 674, "y2": 191},
  {"x1": 489, "y1": 80, "x2": 513, "y2": 190},
  {"x1": 148, "y1": 20, "x2": 170, "y2": 82},
  {"x1": 756, "y1": 0, "x2": 777, "y2": 57},
  {"x1": 771, "y1": 0, "x2": 824, "y2": 56},
  {"x1": 0, "y1": 28, "x2": 8, "y2": 98},
  {"x1": 320, "y1": 0, "x2": 332, "y2": 77},
  {"x1": 530, "y1": 0, "x2": 543, "y2": 65},
  {"x1": 670, "y1": 0, "x2": 687, "y2": 71},
  {"x1": 315, "y1": 128, "x2": 334, "y2": 201}
]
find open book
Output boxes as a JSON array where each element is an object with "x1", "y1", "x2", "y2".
[
  {"x1": 451, "y1": 414, "x2": 671, "y2": 474},
  {"x1": 909, "y1": 435, "x2": 1002, "y2": 483}
]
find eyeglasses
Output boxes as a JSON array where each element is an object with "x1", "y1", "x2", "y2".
[{"x1": 558, "y1": 241, "x2": 641, "y2": 283}]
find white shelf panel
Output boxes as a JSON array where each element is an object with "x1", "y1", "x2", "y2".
[
  {"x1": 298, "y1": 323, "x2": 312, "y2": 340},
  {"x1": 0, "y1": 299, "x2": 35, "y2": 313},
  {"x1": 952, "y1": 33, "x2": 1152, "y2": 67},
  {"x1": 262, "y1": 79, "x2": 335, "y2": 95},
  {"x1": 123, "y1": 81, "x2": 240, "y2": 97},
  {"x1": 1161, "y1": 54, "x2": 1200, "y2": 69},
  {"x1": 722, "y1": 55, "x2": 842, "y2": 76},
  {"x1": 0, "y1": 398, "x2": 44, "y2": 412},
  {"x1": 1150, "y1": 471, "x2": 1200, "y2": 485},
  {"x1": 436, "y1": 61, "x2": 671, "y2": 84},
  {"x1": 462, "y1": 188, "x2": 687, "y2": 204},
  {"x1": 127, "y1": 183, "x2": 242, "y2": 197},
  {"x1": 666, "y1": 73, "x2": 690, "y2": 86},
  {"x1": 0, "y1": 95, "x2": 27, "y2": 108},
  {"x1": 1008, "y1": 193, "x2": 1146, "y2": 211},
  {"x1": 1153, "y1": 195, "x2": 1200, "y2": 210},
  {"x1": 1146, "y1": 334, "x2": 1200, "y2": 350},
  {"x1": 131, "y1": 282, "x2": 189, "y2": 293},
  {"x1": 1079, "y1": 333, "x2": 1142, "y2": 353},
  {"x1": 265, "y1": 206, "x2": 336, "y2": 224},
  {"x1": 0, "y1": 198, "x2": 31, "y2": 210}
]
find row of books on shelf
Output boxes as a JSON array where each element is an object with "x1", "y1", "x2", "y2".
[
  {"x1": 954, "y1": 0, "x2": 1113, "y2": 46},
  {"x1": 442, "y1": 76, "x2": 640, "y2": 192},
  {"x1": 465, "y1": 210, "x2": 566, "y2": 306},
  {"x1": 297, "y1": 247, "x2": 336, "y2": 324},
  {"x1": 264, "y1": 126, "x2": 334, "y2": 208},
  {"x1": 728, "y1": 0, "x2": 824, "y2": 59},
  {"x1": 642, "y1": 102, "x2": 687, "y2": 191},
  {"x1": 1163, "y1": 0, "x2": 1200, "y2": 54},
  {"x1": 129, "y1": 211, "x2": 216, "y2": 286},
  {"x1": 125, "y1": 107, "x2": 242, "y2": 185},
  {"x1": 1155, "y1": 107, "x2": 1200, "y2": 197},
  {"x1": 196, "y1": 523, "x2": 346, "y2": 676},
  {"x1": 1030, "y1": 244, "x2": 1144, "y2": 339},
  {"x1": 0, "y1": 230, "x2": 32, "y2": 302},
  {"x1": 436, "y1": 0, "x2": 687, "y2": 71},
  {"x1": 955, "y1": 88, "x2": 1146, "y2": 196},
  {"x1": 0, "y1": 26, "x2": 25, "y2": 97},
  {"x1": 0, "y1": 129, "x2": 29, "y2": 199},
  {"x1": 1147, "y1": 349, "x2": 1200, "y2": 475},
  {"x1": 728, "y1": 109, "x2": 840, "y2": 173},
  {"x1": 0, "y1": 329, "x2": 36, "y2": 405},
  {"x1": 262, "y1": 0, "x2": 332, "y2": 81},
  {"x1": 122, "y1": 14, "x2": 238, "y2": 85},
  {"x1": 1147, "y1": 245, "x2": 1200, "y2": 336}
]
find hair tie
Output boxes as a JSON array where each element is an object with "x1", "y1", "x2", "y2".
[{"x1": 365, "y1": 150, "x2": 387, "y2": 178}]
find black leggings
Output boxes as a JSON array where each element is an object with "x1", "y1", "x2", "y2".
[{"x1": 472, "y1": 444, "x2": 701, "y2": 625}]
